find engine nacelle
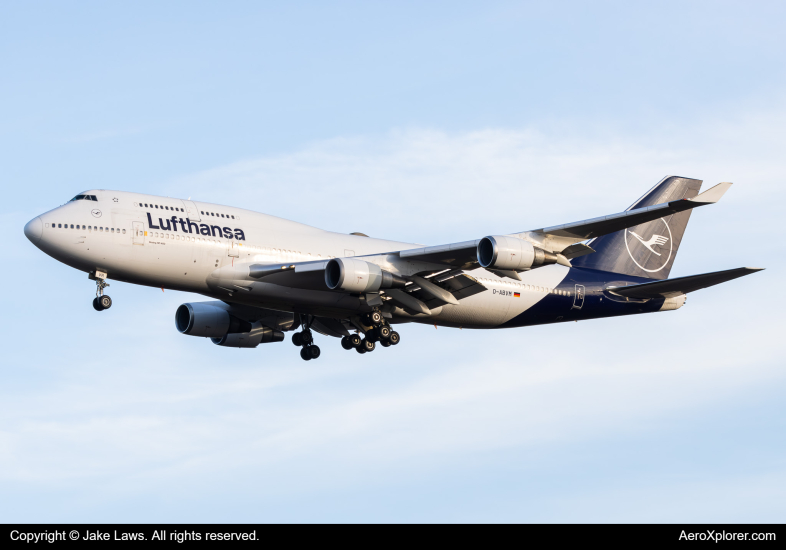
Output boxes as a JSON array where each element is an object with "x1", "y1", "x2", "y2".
[
  {"x1": 325, "y1": 258, "x2": 407, "y2": 293},
  {"x1": 211, "y1": 324, "x2": 285, "y2": 348},
  {"x1": 175, "y1": 303, "x2": 251, "y2": 338},
  {"x1": 477, "y1": 235, "x2": 559, "y2": 271}
]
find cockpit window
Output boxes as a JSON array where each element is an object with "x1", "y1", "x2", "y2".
[{"x1": 69, "y1": 194, "x2": 98, "y2": 202}]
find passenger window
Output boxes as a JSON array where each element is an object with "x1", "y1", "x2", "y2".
[
  {"x1": 111, "y1": 228, "x2": 115, "y2": 233},
  {"x1": 122, "y1": 229, "x2": 126, "y2": 234},
  {"x1": 58, "y1": 224, "x2": 61, "y2": 228},
  {"x1": 201, "y1": 211, "x2": 204, "y2": 214},
  {"x1": 221, "y1": 214, "x2": 224, "y2": 218},
  {"x1": 231, "y1": 215, "x2": 235, "y2": 219}
]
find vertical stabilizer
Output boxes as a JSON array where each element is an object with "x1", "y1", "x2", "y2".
[{"x1": 572, "y1": 176, "x2": 702, "y2": 279}]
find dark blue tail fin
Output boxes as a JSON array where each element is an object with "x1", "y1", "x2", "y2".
[{"x1": 572, "y1": 176, "x2": 703, "y2": 280}]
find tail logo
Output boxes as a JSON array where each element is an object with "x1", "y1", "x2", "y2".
[
  {"x1": 629, "y1": 231, "x2": 669, "y2": 256},
  {"x1": 625, "y1": 218, "x2": 673, "y2": 273}
]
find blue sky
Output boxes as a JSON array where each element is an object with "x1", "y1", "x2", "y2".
[{"x1": 1, "y1": 1, "x2": 784, "y2": 522}]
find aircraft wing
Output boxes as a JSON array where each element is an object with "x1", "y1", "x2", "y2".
[
  {"x1": 516, "y1": 182, "x2": 733, "y2": 251},
  {"x1": 246, "y1": 260, "x2": 331, "y2": 290},
  {"x1": 393, "y1": 182, "x2": 733, "y2": 266},
  {"x1": 397, "y1": 239, "x2": 481, "y2": 269},
  {"x1": 607, "y1": 267, "x2": 763, "y2": 299}
]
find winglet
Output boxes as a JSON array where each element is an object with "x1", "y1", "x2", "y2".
[{"x1": 690, "y1": 182, "x2": 732, "y2": 204}]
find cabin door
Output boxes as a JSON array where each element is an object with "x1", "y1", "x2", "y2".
[
  {"x1": 572, "y1": 284, "x2": 585, "y2": 310},
  {"x1": 181, "y1": 200, "x2": 201, "y2": 221},
  {"x1": 132, "y1": 221, "x2": 145, "y2": 245}
]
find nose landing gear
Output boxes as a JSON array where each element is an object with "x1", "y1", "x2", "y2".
[
  {"x1": 90, "y1": 272, "x2": 112, "y2": 311},
  {"x1": 93, "y1": 295, "x2": 112, "y2": 311}
]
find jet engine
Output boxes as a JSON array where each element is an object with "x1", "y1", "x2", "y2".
[
  {"x1": 211, "y1": 324, "x2": 285, "y2": 348},
  {"x1": 175, "y1": 302, "x2": 251, "y2": 338},
  {"x1": 325, "y1": 258, "x2": 407, "y2": 293},
  {"x1": 477, "y1": 235, "x2": 560, "y2": 271}
]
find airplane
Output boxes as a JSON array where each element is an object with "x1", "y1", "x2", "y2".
[{"x1": 23, "y1": 176, "x2": 761, "y2": 361}]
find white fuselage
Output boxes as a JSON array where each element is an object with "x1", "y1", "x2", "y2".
[{"x1": 26, "y1": 190, "x2": 577, "y2": 328}]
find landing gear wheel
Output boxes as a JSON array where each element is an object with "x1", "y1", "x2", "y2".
[
  {"x1": 380, "y1": 340, "x2": 391, "y2": 348},
  {"x1": 98, "y1": 295, "x2": 112, "y2": 310},
  {"x1": 92, "y1": 297, "x2": 104, "y2": 311},
  {"x1": 356, "y1": 346, "x2": 367, "y2": 354},
  {"x1": 341, "y1": 336, "x2": 353, "y2": 350},
  {"x1": 307, "y1": 345, "x2": 321, "y2": 360},
  {"x1": 300, "y1": 347, "x2": 311, "y2": 361},
  {"x1": 349, "y1": 334, "x2": 362, "y2": 348},
  {"x1": 389, "y1": 331, "x2": 400, "y2": 345},
  {"x1": 361, "y1": 338, "x2": 375, "y2": 353},
  {"x1": 370, "y1": 311, "x2": 383, "y2": 325},
  {"x1": 300, "y1": 330, "x2": 313, "y2": 345},
  {"x1": 378, "y1": 325, "x2": 391, "y2": 340},
  {"x1": 292, "y1": 332, "x2": 303, "y2": 346}
]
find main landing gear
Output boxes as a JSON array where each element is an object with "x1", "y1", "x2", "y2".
[
  {"x1": 292, "y1": 315, "x2": 321, "y2": 361},
  {"x1": 341, "y1": 310, "x2": 400, "y2": 355},
  {"x1": 92, "y1": 276, "x2": 112, "y2": 311}
]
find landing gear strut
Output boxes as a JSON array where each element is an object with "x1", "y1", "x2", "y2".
[
  {"x1": 91, "y1": 274, "x2": 112, "y2": 311},
  {"x1": 292, "y1": 314, "x2": 320, "y2": 361},
  {"x1": 341, "y1": 309, "x2": 400, "y2": 355}
]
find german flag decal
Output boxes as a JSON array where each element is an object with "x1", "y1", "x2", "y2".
[{"x1": 514, "y1": 292, "x2": 520, "y2": 298}]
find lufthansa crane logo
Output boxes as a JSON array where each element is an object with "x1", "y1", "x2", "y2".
[
  {"x1": 629, "y1": 231, "x2": 668, "y2": 256},
  {"x1": 91, "y1": 209, "x2": 102, "y2": 218},
  {"x1": 624, "y1": 218, "x2": 673, "y2": 273}
]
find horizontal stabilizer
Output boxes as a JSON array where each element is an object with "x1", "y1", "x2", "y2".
[
  {"x1": 691, "y1": 181, "x2": 732, "y2": 204},
  {"x1": 607, "y1": 267, "x2": 763, "y2": 299}
]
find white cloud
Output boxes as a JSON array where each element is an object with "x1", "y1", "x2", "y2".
[{"x1": 167, "y1": 110, "x2": 786, "y2": 247}]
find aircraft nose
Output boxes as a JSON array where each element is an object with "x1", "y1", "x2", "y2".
[{"x1": 24, "y1": 216, "x2": 43, "y2": 243}]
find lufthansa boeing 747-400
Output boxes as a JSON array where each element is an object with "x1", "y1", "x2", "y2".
[{"x1": 24, "y1": 176, "x2": 761, "y2": 360}]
